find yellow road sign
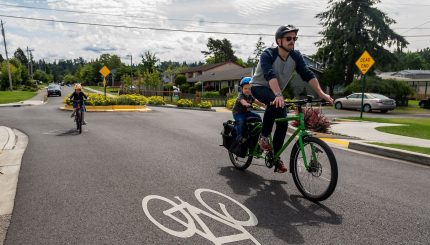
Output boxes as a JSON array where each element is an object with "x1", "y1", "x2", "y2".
[
  {"x1": 99, "y1": 66, "x2": 111, "y2": 78},
  {"x1": 355, "y1": 51, "x2": 375, "y2": 75}
]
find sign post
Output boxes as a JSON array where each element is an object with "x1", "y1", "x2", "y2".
[
  {"x1": 355, "y1": 51, "x2": 375, "y2": 119},
  {"x1": 99, "y1": 66, "x2": 111, "y2": 98}
]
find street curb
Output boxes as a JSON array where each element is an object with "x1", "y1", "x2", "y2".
[
  {"x1": 59, "y1": 106, "x2": 151, "y2": 112},
  {"x1": 348, "y1": 141, "x2": 430, "y2": 166},
  {"x1": 0, "y1": 101, "x2": 46, "y2": 108},
  {"x1": 147, "y1": 104, "x2": 216, "y2": 112}
]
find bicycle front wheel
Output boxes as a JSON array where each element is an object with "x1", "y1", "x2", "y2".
[
  {"x1": 76, "y1": 110, "x2": 82, "y2": 134},
  {"x1": 228, "y1": 151, "x2": 253, "y2": 170},
  {"x1": 290, "y1": 137, "x2": 338, "y2": 202}
]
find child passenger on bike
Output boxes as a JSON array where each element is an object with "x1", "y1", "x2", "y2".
[
  {"x1": 232, "y1": 77, "x2": 265, "y2": 142},
  {"x1": 69, "y1": 83, "x2": 88, "y2": 125}
]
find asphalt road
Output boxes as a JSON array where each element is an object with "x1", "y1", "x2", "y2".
[{"x1": 1, "y1": 89, "x2": 429, "y2": 244}]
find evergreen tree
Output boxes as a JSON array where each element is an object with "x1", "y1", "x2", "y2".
[{"x1": 315, "y1": 0, "x2": 408, "y2": 86}]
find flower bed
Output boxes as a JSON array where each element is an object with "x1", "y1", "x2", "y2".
[{"x1": 64, "y1": 93, "x2": 149, "y2": 106}]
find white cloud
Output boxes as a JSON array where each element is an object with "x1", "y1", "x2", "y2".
[{"x1": 0, "y1": 0, "x2": 429, "y2": 63}]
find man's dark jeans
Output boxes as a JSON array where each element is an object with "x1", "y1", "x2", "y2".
[{"x1": 251, "y1": 86, "x2": 288, "y2": 155}]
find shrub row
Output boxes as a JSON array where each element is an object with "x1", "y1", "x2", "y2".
[
  {"x1": 64, "y1": 93, "x2": 166, "y2": 106},
  {"x1": 176, "y1": 99, "x2": 212, "y2": 109}
]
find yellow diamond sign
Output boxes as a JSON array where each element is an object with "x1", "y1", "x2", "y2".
[
  {"x1": 355, "y1": 51, "x2": 375, "y2": 75},
  {"x1": 99, "y1": 66, "x2": 111, "y2": 78}
]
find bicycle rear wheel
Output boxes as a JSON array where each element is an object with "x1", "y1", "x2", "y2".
[
  {"x1": 228, "y1": 151, "x2": 253, "y2": 170},
  {"x1": 290, "y1": 137, "x2": 338, "y2": 202}
]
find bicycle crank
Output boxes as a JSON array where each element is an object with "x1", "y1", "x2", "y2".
[{"x1": 265, "y1": 152, "x2": 274, "y2": 168}]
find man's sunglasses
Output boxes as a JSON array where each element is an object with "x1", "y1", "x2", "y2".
[{"x1": 282, "y1": 36, "x2": 298, "y2": 42}]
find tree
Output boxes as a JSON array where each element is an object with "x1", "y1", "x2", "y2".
[
  {"x1": 0, "y1": 54, "x2": 4, "y2": 63},
  {"x1": 0, "y1": 62, "x2": 19, "y2": 90},
  {"x1": 33, "y1": 70, "x2": 50, "y2": 83},
  {"x1": 315, "y1": 0, "x2": 408, "y2": 86},
  {"x1": 98, "y1": 54, "x2": 122, "y2": 70},
  {"x1": 247, "y1": 37, "x2": 266, "y2": 67},
  {"x1": 78, "y1": 63, "x2": 99, "y2": 85},
  {"x1": 174, "y1": 74, "x2": 187, "y2": 86},
  {"x1": 140, "y1": 51, "x2": 159, "y2": 73},
  {"x1": 142, "y1": 70, "x2": 161, "y2": 90},
  {"x1": 63, "y1": 74, "x2": 77, "y2": 84},
  {"x1": 202, "y1": 38, "x2": 238, "y2": 63},
  {"x1": 14, "y1": 48, "x2": 28, "y2": 66}
]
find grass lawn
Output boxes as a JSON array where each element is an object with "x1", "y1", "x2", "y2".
[
  {"x1": 0, "y1": 90, "x2": 37, "y2": 104},
  {"x1": 346, "y1": 117, "x2": 430, "y2": 140},
  {"x1": 368, "y1": 142, "x2": 430, "y2": 155},
  {"x1": 393, "y1": 100, "x2": 430, "y2": 114}
]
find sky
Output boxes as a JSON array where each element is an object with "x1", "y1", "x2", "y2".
[{"x1": 0, "y1": 0, "x2": 429, "y2": 65}]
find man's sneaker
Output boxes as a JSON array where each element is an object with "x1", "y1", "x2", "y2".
[
  {"x1": 258, "y1": 136, "x2": 272, "y2": 151},
  {"x1": 82, "y1": 121, "x2": 87, "y2": 125},
  {"x1": 275, "y1": 160, "x2": 288, "y2": 173}
]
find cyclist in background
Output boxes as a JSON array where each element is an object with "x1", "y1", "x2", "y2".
[
  {"x1": 69, "y1": 83, "x2": 88, "y2": 125},
  {"x1": 250, "y1": 25, "x2": 333, "y2": 173}
]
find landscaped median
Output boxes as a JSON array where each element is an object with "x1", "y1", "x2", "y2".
[{"x1": 61, "y1": 93, "x2": 153, "y2": 112}]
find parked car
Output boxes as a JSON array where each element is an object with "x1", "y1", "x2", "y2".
[
  {"x1": 419, "y1": 98, "x2": 430, "y2": 109},
  {"x1": 334, "y1": 93, "x2": 396, "y2": 113},
  {"x1": 47, "y1": 84, "x2": 62, "y2": 97}
]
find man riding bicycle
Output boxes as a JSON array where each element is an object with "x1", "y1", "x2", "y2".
[
  {"x1": 69, "y1": 83, "x2": 88, "y2": 125},
  {"x1": 250, "y1": 24, "x2": 334, "y2": 173}
]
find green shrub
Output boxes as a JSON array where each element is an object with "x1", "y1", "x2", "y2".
[
  {"x1": 148, "y1": 96, "x2": 165, "y2": 105},
  {"x1": 86, "y1": 93, "x2": 114, "y2": 105},
  {"x1": 202, "y1": 91, "x2": 220, "y2": 97},
  {"x1": 198, "y1": 101, "x2": 212, "y2": 109},
  {"x1": 177, "y1": 98, "x2": 194, "y2": 107},
  {"x1": 226, "y1": 98, "x2": 236, "y2": 109},
  {"x1": 219, "y1": 87, "x2": 230, "y2": 96},
  {"x1": 163, "y1": 84, "x2": 174, "y2": 91},
  {"x1": 116, "y1": 94, "x2": 148, "y2": 105}
]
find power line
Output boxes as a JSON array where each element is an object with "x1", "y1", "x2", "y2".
[
  {"x1": 1, "y1": 14, "x2": 429, "y2": 39},
  {"x1": 0, "y1": 14, "x2": 323, "y2": 37},
  {"x1": 0, "y1": 3, "x2": 320, "y2": 28}
]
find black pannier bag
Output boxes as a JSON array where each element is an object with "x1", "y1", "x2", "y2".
[
  {"x1": 221, "y1": 120, "x2": 235, "y2": 150},
  {"x1": 229, "y1": 138, "x2": 248, "y2": 158}
]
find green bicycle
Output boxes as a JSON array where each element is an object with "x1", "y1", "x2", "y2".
[{"x1": 223, "y1": 98, "x2": 338, "y2": 202}]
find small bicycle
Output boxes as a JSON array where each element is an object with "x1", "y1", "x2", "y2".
[
  {"x1": 222, "y1": 97, "x2": 338, "y2": 202},
  {"x1": 70, "y1": 99, "x2": 85, "y2": 134}
]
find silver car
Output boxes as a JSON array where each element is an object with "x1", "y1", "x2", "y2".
[{"x1": 334, "y1": 93, "x2": 396, "y2": 113}]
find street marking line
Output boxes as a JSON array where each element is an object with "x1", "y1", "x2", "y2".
[{"x1": 320, "y1": 138, "x2": 349, "y2": 148}]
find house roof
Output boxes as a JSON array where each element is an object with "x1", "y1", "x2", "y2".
[
  {"x1": 179, "y1": 61, "x2": 242, "y2": 73},
  {"x1": 378, "y1": 70, "x2": 430, "y2": 81},
  {"x1": 187, "y1": 67, "x2": 253, "y2": 83}
]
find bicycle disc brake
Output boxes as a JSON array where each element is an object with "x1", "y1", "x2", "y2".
[{"x1": 265, "y1": 152, "x2": 274, "y2": 168}]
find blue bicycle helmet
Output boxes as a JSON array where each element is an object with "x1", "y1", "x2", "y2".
[{"x1": 240, "y1": 77, "x2": 252, "y2": 87}]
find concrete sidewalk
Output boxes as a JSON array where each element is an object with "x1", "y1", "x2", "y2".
[
  {"x1": 0, "y1": 127, "x2": 28, "y2": 245},
  {"x1": 322, "y1": 121, "x2": 430, "y2": 166}
]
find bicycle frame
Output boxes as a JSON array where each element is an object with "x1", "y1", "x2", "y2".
[{"x1": 247, "y1": 106, "x2": 315, "y2": 171}]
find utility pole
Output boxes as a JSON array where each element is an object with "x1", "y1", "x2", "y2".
[
  {"x1": 1, "y1": 20, "x2": 13, "y2": 90},
  {"x1": 26, "y1": 46, "x2": 30, "y2": 75},
  {"x1": 29, "y1": 49, "x2": 34, "y2": 80}
]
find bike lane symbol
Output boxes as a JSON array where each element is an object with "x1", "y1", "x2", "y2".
[{"x1": 142, "y1": 188, "x2": 260, "y2": 245}]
